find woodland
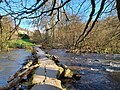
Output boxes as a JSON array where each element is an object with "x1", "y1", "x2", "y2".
[{"x1": 0, "y1": 0, "x2": 120, "y2": 54}]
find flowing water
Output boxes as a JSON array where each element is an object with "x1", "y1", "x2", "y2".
[
  {"x1": 0, "y1": 49, "x2": 120, "y2": 90},
  {"x1": 47, "y1": 49, "x2": 120, "y2": 90},
  {"x1": 0, "y1": 49, "x2": 30, "y2": 86}
]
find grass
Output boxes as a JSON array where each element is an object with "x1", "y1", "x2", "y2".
[{"x1": 9, "y1": 39, "x2": 36, "y2": 49}]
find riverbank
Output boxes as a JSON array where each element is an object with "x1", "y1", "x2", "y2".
[{"x1": 0, "y1": 39, "x2": 35, "y2": 52}]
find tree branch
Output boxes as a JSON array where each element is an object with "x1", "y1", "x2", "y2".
[
  {"x1": 116, "y1": 0, "x2": 120, "y2": 21},
  {"x1": 77, "y1": 0, "x2": 106, "y2": 44},
  {"x1": 74, "y1": 0, "x2": 95, "y2": 47}
]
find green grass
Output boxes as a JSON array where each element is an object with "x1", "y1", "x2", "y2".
[{"x1": 9, "y1": 39, "x2": 35, "y2": 49}]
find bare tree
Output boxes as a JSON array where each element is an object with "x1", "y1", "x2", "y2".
[
  {"x1": 0, "y1": 0, "x2": 120, "y2": 50},
  {"x1": 0, "y1": 16, "x2": 13, "y2": 51}
]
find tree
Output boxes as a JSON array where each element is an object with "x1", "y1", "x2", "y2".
[
  {"x1": 0, "y1": 16, "x2": 13, "y2": 51},
  {"x1": 0, "y1": 0, "x2": 120, "y2": 50},
  {"x1": 116, "y1": 0, "x2": 120, "y2": 20},
  {"x1": 32, "y1": 30, "x2": 42, "y2": 44}
]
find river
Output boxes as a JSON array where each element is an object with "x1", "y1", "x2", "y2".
[
  {"x1": 47, "y1": 49, "x2": 120, "y2": 90},
  {"x1": 0, "y1": 49, "x2": 31, "y2": 86},
  {"x1": 0, "y1": 49, "x2": 120, "y2": 90}
]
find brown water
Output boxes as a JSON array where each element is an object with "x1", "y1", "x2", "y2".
[
  {"x1": 47, "y1": 49, "x2": 120, "y2": 90},
  {"x1": 0, "y1": 49, "x2": 30, "y2": 86}
]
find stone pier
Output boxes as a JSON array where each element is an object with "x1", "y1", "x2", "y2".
[{"x1": 31, "y1": 47, "x2": 64, "y2": 90}]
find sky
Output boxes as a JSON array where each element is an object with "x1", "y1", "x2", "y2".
[{"x1": 0, "y1": 0, "x2": 116, "y2": 31}]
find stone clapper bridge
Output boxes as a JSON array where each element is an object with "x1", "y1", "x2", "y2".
[
  {"x1": 32, "y1": 46, "x2": 80, "y2": 90},
  {"x1": 0, "y1": 46, "x2": 80, "y2": 90},
  {"x1": 32, "y1": 46, "x2": 63, "y2": 90}
]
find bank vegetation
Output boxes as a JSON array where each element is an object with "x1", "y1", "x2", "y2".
[{"x1": 32, "y1": 16, "x2": 120, "y2": 54}]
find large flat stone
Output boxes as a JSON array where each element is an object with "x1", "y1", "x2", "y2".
[
  {"x1": 31, "y1": 47, "x2": 63, "y2": 90},
  {"x1": 32, "y1": 74, "x2": 63, "y2": 89}
]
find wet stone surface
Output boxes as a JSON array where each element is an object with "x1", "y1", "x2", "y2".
[{"x1": 31, "y1": 47, "x2": 63, "y2": 90}]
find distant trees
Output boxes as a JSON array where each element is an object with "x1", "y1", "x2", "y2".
[
  {"x1": 0, "y1": 0, "x2": 120, "y2": 53},
  {"x1": 54, "y1": 14, "x2": 83, "y2": 49},
  {"x1": 32, "y1": 30, "x2": 42, "y2": 44},
  {"x1": 0, "y1": 0, "x2": 119, "y2": 36},
  {"x1": 53, "y1": 16, "x2": 120, "y2": 53}
]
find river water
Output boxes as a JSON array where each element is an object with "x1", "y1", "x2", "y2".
[
  {"x1": 47, "y1": 49, "x2": 120, "y2": 90},
  {"x1": 0, "y1": 49, "x2": 31, "y2": 86},
  {"x1": 0, "y1": 49, "x2": 120, "y2": 90}
]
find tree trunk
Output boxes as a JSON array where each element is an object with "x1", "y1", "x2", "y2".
[{"x1": 116, "y1": 0, "x2": 120, "y2": 21}]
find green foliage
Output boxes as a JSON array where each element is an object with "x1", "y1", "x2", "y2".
[
  {"x1": 18, "y1": 33, "x2": 30, "y2": 39},
  {"x1": 9, "y1": 39, "x2": 35, "y2": 49}
]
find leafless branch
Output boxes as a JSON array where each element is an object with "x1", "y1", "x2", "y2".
[
  {"x1": 77, "y1": 0, "x2": 106, "y2": 45},
  {"x1": 74, "y1": 0, "x2": 96, "y2": 47}
]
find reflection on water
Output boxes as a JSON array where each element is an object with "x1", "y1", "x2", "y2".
[
  {"x1": 0, "y1": 49, "x2": 30, "y2": 86},
  {"x1": 47, "y1": 49, "x2": 120, "y2": 90}
]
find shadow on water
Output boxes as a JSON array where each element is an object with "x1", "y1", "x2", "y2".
[
  {"x1": 47, "y1": 49, "x2": 120, "y2": 90},
  {"x1": 0, "y1": 49, "x2": 31, "y2": 86}
]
